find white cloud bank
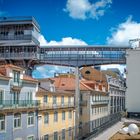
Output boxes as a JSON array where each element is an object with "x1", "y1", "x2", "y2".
[
  {"x1": 38, "y1": 35, "x2": 87, "y2": 46},
  {"x1": 64, "y1": 0, "x2": 112, "y2": 20},
  {"x1": 107, "y1": 16, "x2": 140, "y2": 47}
]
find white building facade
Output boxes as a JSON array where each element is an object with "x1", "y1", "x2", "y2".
[
  {"x1": 104, "y1": 70, "x2": 126, "y2": 115},
  {"x1": 126, "y1": 48, "x2": 140, "y2": 118}
]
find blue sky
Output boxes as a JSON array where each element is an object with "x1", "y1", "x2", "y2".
[{"x1": 0, "y1": 0, "x2": 140, "y2": 78}]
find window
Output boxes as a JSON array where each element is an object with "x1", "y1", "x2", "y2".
[
  {"x1": 0, "y1": 114, "x2": 5, "y2": 131},
  {"x1": 80, "y1": 108, "x2": 82, "y2": 115},
  {"x1": 80, "y1": 94, "x2": 83, "y2": 101},
  {"x1": 68, "y1": 96, "x2": 71, "y2": 104},
  {"x1": 92, "y1": 95, "x2": 95, "y2": 102},
  {"x1": 61, "y1": 96, "x2": 64, "y2": 105},
  {"x1": 69, "y1": 111, "x2": 72, "y2": 119},
  {"x1": 92, "y1": 121, "x2": 95, "y2": 130},
  {"x1": 15, "y1": 31, "x2": 24, "y2": 36},
  {"x1": 53, "y1": 96, "x2": 57, "y2": 105},
  {"x1": 27, "y1": 136, "x2": 34, "y2": 140},
  {"x1": 14, "y1": 113, "x2": 21, "y2": 128},
  {"x1": 44, "y1": 134, "x2": 49, "y2": 140},
  {"x1": 44, "y1": 113, "x2": 49, "y2": 124},
  {"x1": 28, "y1": 112, "x2": 34, "y2": 126},
  {"x1": 69, "y1": 127, "x2": 72, "y2": 137},
  {"x1": 0, "y1": 90, "x2": 4, "y2": 105},
  {"x1": 27, "y1": 92, "x2": 32, "y2": 102},
  {"x1": 0, "y1": 31, "x2": 8, "y2": 36},
  {"x1": 44, "y1": 95, "x2": 48, "y2": 103},
  {"x1": 13, "y1": 91, "x2": 19, "y2": 104},
  {"x1": 62, "y1": 129, "x2": 65, "y2": 140},
  {"x1": 54, "y1": 111, "x2": 58, "y2": 122},
  {"x1": 62, "y1": 111, "x2": 65, "y2": 121},
  {"x1": 13, "y1": 70, "x2": 20, "y2": 83},
  {"x1": 54, "y1": 132, "x2": 58, "y2": 140}
]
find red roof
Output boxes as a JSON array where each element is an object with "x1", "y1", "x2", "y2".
[
  {"x1": 52, "y1": 77, "x2": 92, "y2": 91},
  {"x1": 23, "y1": 75, "x2": 38, "y2": 82}
]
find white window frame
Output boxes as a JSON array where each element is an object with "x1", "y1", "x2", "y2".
[
  {"x1": 44, "y1": 112, "x2": 49, "y2": 124},
  {"x1": 27, "y1": 135, "x2": 34, "y2": 140},
  {"x1": 14, "y1": 113, "x2": 21, "y2": 129},
  {"x1": 54, "y1": 111, "x2": 58, "y2": 122},
  {"x1": 0, "y1": 114, "x2": 5, "y2": 131},
  {"x1": 27, "y1": 112, "x2": 34, "y2": 126}
]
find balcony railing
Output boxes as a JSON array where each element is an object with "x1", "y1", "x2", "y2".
[
  {"x1": 92, "y1": 100, "x2": 109, "y2": 105},
  {"x1": 0, "y1": 34, "x2": 40, "y2": 45},
  {"x1": 10, "y1": 79, "x2": 23, "y2": 88},
  {"x1": 39, "y1": 102, "x2": 75, "y2": 110},
  {"x1": 0, "y1": 100, "x2": 40, "y2": 110}
]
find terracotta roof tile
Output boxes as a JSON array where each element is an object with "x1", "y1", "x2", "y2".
[
  {"x1": 0, "y1": 64, "x2": 24, "y2": 70},
  {"x1": 52, "y1": 77, "x2": 92, "y2": 91},
  {"x1": 23, "y1": 75, "x2": 38, "y2": 82}
]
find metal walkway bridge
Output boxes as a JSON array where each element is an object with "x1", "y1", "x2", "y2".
[
  {"x1": 39, "y1": 45, "x2": 130, "y2": 67},
  {"x1": 0, "y1": 45, "x2": 130, "y2": 67}
]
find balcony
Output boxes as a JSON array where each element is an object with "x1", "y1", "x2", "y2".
[
  {"x1": 10, "y1": 79, "x2": 23, "y2": 90},
  {"x1": 0, "y1": 100, "x2": 40, "y2": 111},
  {"x1": 92, "y1": 100, "x2": 109, "y2": 105},
  {"x1": 80, "y1": 100, "x2": 87, "y2": 106},
  {"x1": 0, "y1": 34, "x2": 40, "y2": 45},
  {"x1": 39, "y1": 102, "x2": 75, "y2": 110}
]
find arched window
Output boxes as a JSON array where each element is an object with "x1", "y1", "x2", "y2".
[
  {"x1": 54, "y1": 111, "x2": 58, "y2": 122},
  {"x1": 14, "y1": 113, "x2": 21, "y2": 128},
  {"x1": 44, "y1": 112, "x2": 49, "y2": 124},
  {"x1": 0, "y1": 114, "x2": 5, "y2": 131},
  {"x1": 28, "y1": 112, "x2": 34, "y2": 125}
]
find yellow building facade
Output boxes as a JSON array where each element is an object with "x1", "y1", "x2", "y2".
[{"x1": 36, "y1": 79, "x2": 75, "y2": 140}]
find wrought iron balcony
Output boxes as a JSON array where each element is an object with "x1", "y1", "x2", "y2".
[
  {"x1": 92, "y1": 100, "x2": 109, "y2": 105},
  {"x1": 0, "y1": 100, "x2": 40, "y2": 110},
  {"x1": 39, "y1": 102, "x2": 75, "y2": 110},
  {"x1": 10, "y1": 79, "x2": 23, "y2": 89}
]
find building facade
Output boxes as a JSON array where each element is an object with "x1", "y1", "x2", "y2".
[
  {"x1": 126, "y1": 48, "x2": 140, "y2": 117},
  {"x1": 0, "y1": 64, "x2": 39, "y2": 140},
  {"x1": 36, "y1": 78, "x2": 75, "y2": 140},
  {"x1": 79, "y1": 79, "x2": 109, "y2": 138},
  {"x1": 52, "y1": 73, "x2": 109, "y2": 139},
  {"x1": 102, "y1": 69, "x2": 126, "y2": 115}
]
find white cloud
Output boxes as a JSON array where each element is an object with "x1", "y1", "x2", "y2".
[
  {"x1": 64, "y1": 0, "x2": 112, "y2": 20},
  {"x1": 38, "y1": 34, "x2": 87, "y2": 46},
  {"x1": 107, "y1": 16, "x2": 140, "y2": 47},
  {"x1": 46, "y1": 37, "x2": 87, "y2": 45},
  {"x1": 38, "y1": 34, "x2": 48, "y2": 46}
]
